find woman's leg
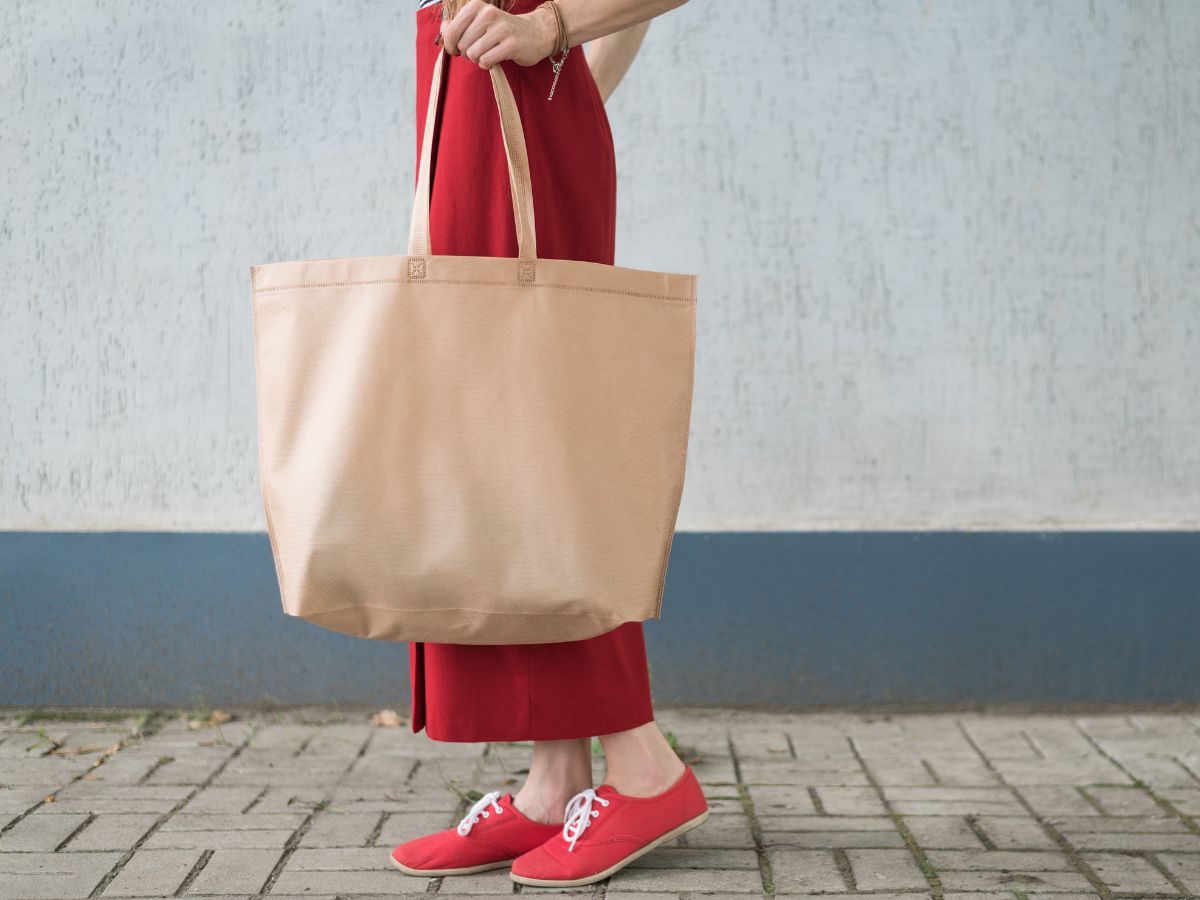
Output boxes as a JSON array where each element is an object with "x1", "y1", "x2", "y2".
[
  {"x1": 511, "y1": 738, "x2": 592, "y2": 824},
  {"x1": 598, "y1": 721, "x2": 686, "y2": 797},
  {"x1": 511, "y1": 721, "x2": 685, "y2": 823}
]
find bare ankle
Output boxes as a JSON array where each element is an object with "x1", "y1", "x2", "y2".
[
  {"x1": 512, "y1": 780, "x2": 588, "y2": 825},
  {"x1": 606, "y1": 755, "x2": 685, "y2": 797},
  {"x1": 597, "y1": 721, "x2": 686, "y2": 798}
]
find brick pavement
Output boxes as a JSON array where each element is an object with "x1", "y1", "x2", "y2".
[{"x1": 2, "y1": 709, "x2": 1199, "y2": 899}]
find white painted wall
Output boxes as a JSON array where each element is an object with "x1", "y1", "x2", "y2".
[{"x1": 3, "y1": 1, "x2": 1198, "y2": 531}]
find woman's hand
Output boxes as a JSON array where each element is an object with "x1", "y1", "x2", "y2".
[{"x1": 439, "y1": 0, "x2": 559, "y2": 69}]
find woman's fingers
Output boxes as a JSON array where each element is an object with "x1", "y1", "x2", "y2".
[
  {"x1": 476, "y1": 35, "x2": 521, "y2": 70},
  {"x1": 441, "y1": 0, "x2": 542, "y2": 68},
  {"x1": 442, "y1": 0, "x2": 495, "y2": 57},
  {"x1": 466, "y1": 31, "x2": 509, "y2": 69}
]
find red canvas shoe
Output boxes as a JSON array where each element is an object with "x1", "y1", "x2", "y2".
[
  {"x1": 510, "y1": 765, "x2": 709, "y2": 887},
  {"x1": 391, "y1": 790, "x2": 560, "y2": 876}
]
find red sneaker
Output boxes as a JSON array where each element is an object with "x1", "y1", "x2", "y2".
[
  {"x1": 509, "y1": 765, "x2": 709, "y2": 887},
  {"x1": 391, "y1": 790, "x2": 560, "y2": 877}
]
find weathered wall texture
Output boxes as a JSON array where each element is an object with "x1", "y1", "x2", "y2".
[{"x1": 2, "y1": 1, "x2": 1198, "y2": 530}]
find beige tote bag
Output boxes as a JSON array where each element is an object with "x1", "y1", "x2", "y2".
[{"x1": 250, "y1": 46, "x2": 697, "y2": 644}]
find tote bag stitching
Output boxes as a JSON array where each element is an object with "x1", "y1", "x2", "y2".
[
  {"x1": 652, "y1": 292, "x2": 698, "y2": 618},
  {"x1": 248, "y1": 278, "x2": 294, "y2": 617},
  {"x1": 253, "y1": 278, "x2": 695, "y2": 304}
]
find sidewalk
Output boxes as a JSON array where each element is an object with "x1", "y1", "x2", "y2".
[{"x1": 2, "y1": 708, "x2": 1199, "y2": 899}]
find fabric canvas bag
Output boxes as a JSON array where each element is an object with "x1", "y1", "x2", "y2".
[{"x1": 249, "y1": 46, "x2": 697, "y2": 644}]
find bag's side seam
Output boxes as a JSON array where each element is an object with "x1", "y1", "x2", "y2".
[
  {"x1": 653, "y1": 294, "x2": 699, "y2": 619},
  {"x1": 248, "y1": 293, "x2": 293, "y2": 617}
]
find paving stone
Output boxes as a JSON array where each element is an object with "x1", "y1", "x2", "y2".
[
  {"x1": 684, "y1": 815, "x2": 755, "y2": 849},
  {"x1": 739, "y1": 761, "x2": 869, "y2": 786},
  {"x1": 730, "y1": 730, "x2": 794, "y2": 757},
  {"x1": 184, "y1": 847, "x2": 280, "y2": 895},
  {"x1": 0, "y1": 757, "x2": 94, "y2": 785},
  {"x1": 143, "y1": 754, "x2": 233, "y2": 787},
  {"x1": 859, "y1": 758, "x2": 939, "y2": 787},
  {"x1": 1158, "y1": 853, "x2": 1200, "y2": 893},
  {"x1": 762, "y1": 829, "x2": 907, "y2": 849},
  {"x1": 243, "y1": 786, "x2": 330, "y2": 815},
  {"x1": 0, "y1": 810, "x2": 90, "y2": 850},
  {"x1": 921, "y1": 757, "x2": 1000, "y2": 787},
  {"x1": 1079, "y1": 851, "x2": 1181, "y2": 893},
  {"x1": 902, "y1": 816, "x2": 987, "y2": 849},
  {"x1": 299, "y1": 810, "x2": 379, "y2": 847},
  {"x1": 627, "y1": 847, "x2": 758, "y2": 869},
  {"x1": 101, "y1": 848, "x2": 199, "y2": 897},
  {"x1": 992, "y1": 757, "x2": 1129, "y2": 786},
  {"x1": 432, "y1": 867, "x2": 514, "y2": 893},
  {"x1": 0, "y1": 786, "x2": 47, "y2": 814},
  {"x1": 607, "y1": 865, "x2": 764, "y2": 892},
  {"x1": 688, "y1": 756, "x2": 740, "y2": 783},
  {"x1": 272, "y1": 847, "x2": 429, "y2": 894},
  {"x1": 925, "y1": 850, "x2": 1073, "y2": 871},
  {"x1": 376, "y1": 810, "x2": 455, "y2": 846},
  {"x1": 883, "y1": 786, "x2": 1024, "y2": 817},
  {"x1": 1125, "y1": 755, "x2": 1199, "y2": 788},
  {"x1": 969, "y1": 814, "x2": 1058, "y2": 850},
  {"x1": 69, "y1": 752, "x2": 163, "y2": 785},
  {"x1": 845, "y1": 848, "x2": 927, "y2": 890},
  {"x1": 142, "y1": 826, "x2": 296, "y2": 850},
  {"x1": 177, "y1": 786, "x2": 261, "y2": 814},
  {"x1": 1021, "y1": 723, "x2": 1098, "y2": 758},
  {"x1": 814, "y1": 786, "x2": 888, "y2": 816},
  {"x1": 747, "y1": 784, "x2": 817, "y2": 816},
  {"x1": 959, "y1": 720, "x2": 1045, "y2": 760},
  {"x1": 768, "y1": 849, "x2": 848, "y2": 893},
  {"x1": 1051, "y1": 814, "x2": 1186, "y2": 833},
  {"x1": 48, "y1": 782, "x2": 191, "y2": 814},
  {"x1": 65, "y1": 812, "x2": 159, "y2": 850},
  {"x1": 1066, "y1": 831, "x2": 1200, "y2": 851},
  {"x1": 0, "y1": 851, "x2": 122, "y2": 900},
  {"x1": 1084, "y1": 785, "x2": 1164, "y2": 816},
  {"x1": 1076, "y1": 716, "x2": 1141, "y2": 739},
  {"x1": 1019, "y1": 786, "x2": 1103, "y2": 818},
  {"x1": 1159, "y1": 786, "x2": 1200, "y2": 815},
  {"x1": 937, "y1": 869, "x2": 1094, "y2": 892},
  {"x1": 758, "y1": 816, "x2": 896, "y2": 832},
  {"x1": 159, "y1": 811, "x2": 307, "y2": 832}
]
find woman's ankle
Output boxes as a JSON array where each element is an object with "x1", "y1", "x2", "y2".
[
  {"x1": 512, "y1": 779, "x2": 588, "y2": 825},
  {"x1": 511, "y1": 737, "x2": 593, "y2": 824},
  {"x1": 598, "y1": 721, "x2": 686, "y2": 797}
]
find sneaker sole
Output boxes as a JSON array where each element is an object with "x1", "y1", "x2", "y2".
[
  {"x1": 391, "y1": 855, "x2": 514, "y2": 877},
  {"x1": 509, "y1": 808, "x2": 711, "y2": 888}
]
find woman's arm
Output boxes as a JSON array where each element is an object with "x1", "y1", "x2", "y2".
[
  {"x1": 440, "y1": 0, "x2": 687, "y2": 72},
  {"x1": 583, "y1": 21, "x2": 650, "y2": 104}
]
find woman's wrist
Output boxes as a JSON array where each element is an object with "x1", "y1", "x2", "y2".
[{"x1": 527, "y1": 4, "x2": 561, "y2": 60}]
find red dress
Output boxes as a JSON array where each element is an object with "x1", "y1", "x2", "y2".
[{"x1": 408, "y1": 0, "x2": 655, "y2": 743}]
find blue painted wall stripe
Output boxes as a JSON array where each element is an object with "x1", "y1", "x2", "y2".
[{"x1": 2, "y1": 531, "x2": 1198, "y2": 708}]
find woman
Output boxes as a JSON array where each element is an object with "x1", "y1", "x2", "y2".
[{"x1": 390, "y1": 0, "x2": 705, "y2": 889}]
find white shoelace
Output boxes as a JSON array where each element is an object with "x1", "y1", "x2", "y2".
[
  {"x1": 456, "y1": 790, "x2": 505, "y2": 836},
  {"x1": 561, "y1": 788, "x2": 610, "y2": 852}
]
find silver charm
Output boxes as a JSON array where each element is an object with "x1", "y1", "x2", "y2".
[{"x1": 547, "y1": 46, "x2": 569, "y2": 100}]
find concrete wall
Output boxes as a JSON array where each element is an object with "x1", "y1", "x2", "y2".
[{"x1": 3, "y1": 0, "x2": 1199, "y2": 531}]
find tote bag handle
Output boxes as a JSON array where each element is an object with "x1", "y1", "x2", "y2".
[{"x1": 407, "y1": 46, "x2": 538, "y2": 260}]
